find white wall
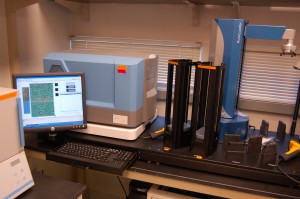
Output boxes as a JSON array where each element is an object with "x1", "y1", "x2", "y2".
[
  {"x1": 68, "y1": 4, "x2": 300, "y2": 60},
  {"x1": 16, "y1": 1, "x2": 70, "y2": 73},
  {"x1": 69, "y1": 4, "x2": 234, "y2": 60},
  {"x1": 0, "y1": 0, "x2": 11, "y2": 87},
  {"x1": 14, "y1": 3, "x2": 300, "y2": 73}
]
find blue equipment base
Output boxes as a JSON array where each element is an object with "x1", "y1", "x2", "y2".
[{"x1": 219, "y1": 113, "x2": 249, "y2": 141}]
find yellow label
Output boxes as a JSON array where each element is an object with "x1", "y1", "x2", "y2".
[{"x1": 118, "y1": 65, "x2": 127, "y2": 70}]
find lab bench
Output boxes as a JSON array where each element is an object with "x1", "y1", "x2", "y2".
[{"x1": 24, "y1": 117, "x2": 300, "y2": 199}]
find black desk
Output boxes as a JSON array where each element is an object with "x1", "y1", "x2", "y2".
[
  {"x1": 24, "y1": 116, "x2": 300, "y2": 199},
  {"x1": 17, "y1": 172, "x2": 86, "y2": 199}
]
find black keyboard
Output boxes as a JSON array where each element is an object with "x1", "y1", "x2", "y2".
[{"x1": 46, "y1": 142, "x2": 137, "y2": 175}]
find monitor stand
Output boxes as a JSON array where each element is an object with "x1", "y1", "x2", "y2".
[
  {"x1": 73, "y1": 114, "x2": 157, "y2": 140},
  {"x1": 37, "y1": 131, "x2": 65, "y2": 146}
]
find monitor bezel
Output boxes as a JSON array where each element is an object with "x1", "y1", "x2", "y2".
[{"x1": 12, "y1": 72, "x2": 87, "y2": 133}]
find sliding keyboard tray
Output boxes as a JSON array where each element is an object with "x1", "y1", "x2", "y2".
[{"x1": 46, "y1": 141, "x2": 137, "y2": 175}]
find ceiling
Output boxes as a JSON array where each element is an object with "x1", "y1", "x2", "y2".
[{"x1": 64, "y1": 0, "x2": 300, "y2": 7}]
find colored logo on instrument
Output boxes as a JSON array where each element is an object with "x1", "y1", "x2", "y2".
[{"x1": 117, "y1": 65, "x2": 127, "y2": 74}]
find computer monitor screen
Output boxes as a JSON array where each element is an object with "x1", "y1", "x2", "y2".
[{"x1": 12, "y1": 72, "x2": 87, "y2": 133}]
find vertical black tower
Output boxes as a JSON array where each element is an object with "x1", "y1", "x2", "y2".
[
  {"x1": 163, "y1": 59, "x2": 225, "y2": 157},
  {"x1": 164, "y1": 59, "x2": 193, "y2": 149},
  {"x1": 190, "y1": 62, "x2": 225, "y2": 156}
]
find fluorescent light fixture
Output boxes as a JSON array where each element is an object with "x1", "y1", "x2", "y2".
[{"x1": 271, "y1": 7, "x2": 300, "y2": 12}]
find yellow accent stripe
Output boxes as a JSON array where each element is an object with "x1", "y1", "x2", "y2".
[
  {"x1": 0, "y1": 91, "x2": 17, "y2": 101},
  {"x1": 198, "y1": 65, "x2": 216, "y2": 70},
  {"x1": 286, "y1": 140, "x2": 300, "y2": 154},
  {"x1": 168, "y1": 61, "x2": 179, "y2": 65},
  {"x1": 194, "y1": 155, "x2": 203, "y2": 159},
  {"x1": 154, "y1": 128, "x2": 165, "y2": 134},
  {"x1": 163, "y1": 147, "x2": 171, "y2": 151}
]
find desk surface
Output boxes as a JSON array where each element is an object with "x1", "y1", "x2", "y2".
[
  {"x1": 17, "y1": 172, "x2": 86, "y2": 199},
  {"x1": 24, "y1": 117, "x2": 300, "y2": 199}
]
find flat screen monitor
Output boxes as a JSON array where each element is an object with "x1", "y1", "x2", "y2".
[{"x1": 12, "y1": 72, "x2": 87, "y2": 135}]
